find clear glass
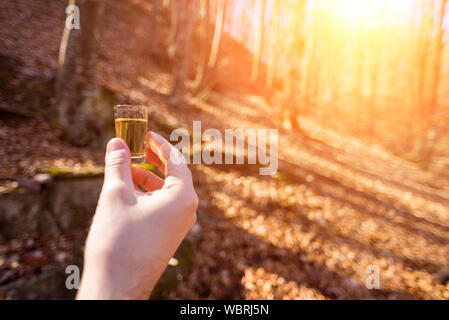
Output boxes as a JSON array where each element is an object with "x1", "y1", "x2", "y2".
[{"x1": 114, "y1": 105, "x2": 148, "y2": 164}]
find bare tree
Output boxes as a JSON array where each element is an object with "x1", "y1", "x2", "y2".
[
  {"x1": 266, "y1": 0, "x2": 280, "y2": 88},
  {"x1": 150, "y1": 0, "x2": 161, "y2": 55},
  {"x1": 420, "y1": 0, "x2": 448, "y2": 164},
  {"x1": 56, "y1": 0, "x2": 107, "y2": 146},
  {"x1": 208, "y1": 0, "x2": 225, "y2": 68},
  {"x1": 251, "y1": 0, "x2": 266, "y2": 82},
  {"x1": 192, "y1": 0, "x2": 211, "y2": 89},
  {"x1": 170, "y1": 0, "x2": 196, "y2": 105}
]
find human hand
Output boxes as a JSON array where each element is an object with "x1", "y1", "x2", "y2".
[{"x1": 77, "y1": 132, "x2": 198, "y2": 300}]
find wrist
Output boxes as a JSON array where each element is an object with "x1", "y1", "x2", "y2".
[
  {"x1": 77, "y1": 243, "x2": 152, "y2": 300},
  {"x1": 77, "y1": 256, "x2": 151, "y2": 300}
]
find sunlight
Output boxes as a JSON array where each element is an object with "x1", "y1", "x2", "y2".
[{"x1": 325, "y1": 0, "x2": 415, "y2": 28}]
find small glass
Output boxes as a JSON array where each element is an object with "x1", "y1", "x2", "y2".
[{"x1": 114, "y1": 105, "x2": 148, "y2": 164}]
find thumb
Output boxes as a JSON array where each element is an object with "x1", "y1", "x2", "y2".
[{"x1": 104, "y1": 138, "x2": 133, "y2": 189}]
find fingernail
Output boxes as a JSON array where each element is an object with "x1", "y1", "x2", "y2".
[{"x1": 107, "y1": 138, "x2": 127, "y2": 154}]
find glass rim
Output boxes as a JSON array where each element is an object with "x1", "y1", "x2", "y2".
[{"x1": 114, "y1": 104, "x2": 147, "y2": 110}]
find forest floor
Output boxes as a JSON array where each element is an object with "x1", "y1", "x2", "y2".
[{"x1": 1, "y1": 0, "x2": 449, "y2": 299}]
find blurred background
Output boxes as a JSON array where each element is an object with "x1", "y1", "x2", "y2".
[{"x1": 0, "y1": 0, "x2": 449, "y2": 299}]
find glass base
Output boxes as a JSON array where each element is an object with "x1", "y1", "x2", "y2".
[{"x1": 131, "y1": 155, "x2": 145, "y2": 164}]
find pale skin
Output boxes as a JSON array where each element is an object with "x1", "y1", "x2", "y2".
[{"x1": 77, "y1": 132, "x2": 198, "y2": 300}]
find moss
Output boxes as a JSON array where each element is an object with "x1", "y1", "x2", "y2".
[
  {"x1": 137, "y1": 163, "x2": 156, "y2": 172},
  {"x1": 39, "y1": 167, "x2": 72, "y2": 177},
  {"x1": 36, "y1": 162, "x2": 153, "y2": 180},
  {"x1": 37, "y1": 166, "x2": 104, "y2": 178}
]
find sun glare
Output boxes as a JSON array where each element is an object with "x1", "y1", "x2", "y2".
[{"x1": 321, "y1": 0, "x2": 416, "y2": 28}]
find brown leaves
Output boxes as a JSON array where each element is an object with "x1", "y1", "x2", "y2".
[
  {"x1": 168, "y1": 162, "x2": 449, "y2": 300},
  {"x1": 0, "y1": 231, "x2": 84, "y2": 294},
  {"x1": 242, "y1": 268, "x2": 327, "y2": 300},
  {"x1": 21, "y1": 251, "x2": 50, "y2": 269},
  {"x1": 0, "y1": 117, "x2": 103, "y2": 185}
]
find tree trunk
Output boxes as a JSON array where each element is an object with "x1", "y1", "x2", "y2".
[
  {"x1": 56, "y1": 0, "x2": 109, "y2": 147},
  {"x1": 170, "y1": 0, "x2": 196, "y2": 105},
  {"x1": 251, "y1": 0, "x2": 266, "y2": 82},
  {"x1": 419, "y1": 0, "x2": 447, "y2": 165},
  {"x1": 192, "y1": 0, "x2": 210, "y2": 90},
  {"x1": 266, "y1": 0, "x2": 280, "y2": 88},
  {"x1": 150, "y1": 0, "x2": 161, "y2": 55},
  {"x1": 208, "y1": 0, "x2": 225, "y2": 68}
]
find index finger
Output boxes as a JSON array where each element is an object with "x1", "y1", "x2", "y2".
[{"x1": 147, "y1": 131, "x2": 192, "y2": 184}]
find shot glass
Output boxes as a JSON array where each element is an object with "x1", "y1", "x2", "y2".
[{"x1": 114, "y1": 105, "x2": 148, "y2": 164}]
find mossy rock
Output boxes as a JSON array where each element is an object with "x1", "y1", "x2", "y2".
[
  {"x1": 37, "y1": 166, "x2": 104, "y2": 178},
  {"x1": 60, "y1": 86, "x2": 116, "y2": 148}
]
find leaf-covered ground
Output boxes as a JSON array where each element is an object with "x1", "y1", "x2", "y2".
[{"x1": 0, "y1": 0, "x2": 448, "y2": 299}]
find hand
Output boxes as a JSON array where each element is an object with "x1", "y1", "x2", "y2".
[{"x1": 77, "y1": 132, "x2": 198, "y2": 300}]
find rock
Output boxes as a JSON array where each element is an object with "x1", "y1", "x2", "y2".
[{"x1": 0, "y1": 177, "x2": 102, "y2": 243}]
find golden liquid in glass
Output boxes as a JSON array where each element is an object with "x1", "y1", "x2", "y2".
[{"x1": 115, "y1": 118, "x2": 147, "y2": 157}]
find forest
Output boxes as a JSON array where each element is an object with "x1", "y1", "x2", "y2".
[{"x1": 0, "y1": 0, "x2": 449, "y2": 300}]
